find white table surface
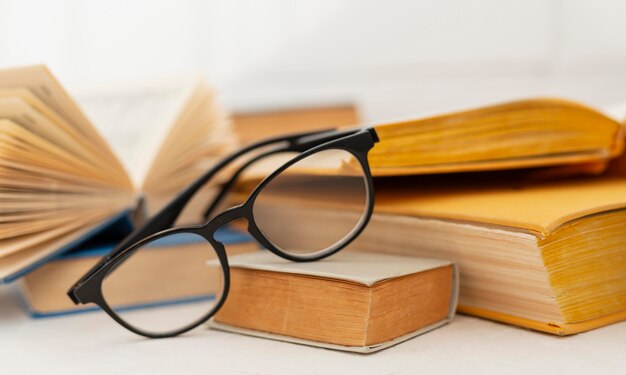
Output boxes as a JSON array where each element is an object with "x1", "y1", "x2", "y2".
[{"x1": 1, "y1": 286, "x2": 625, "y2": 374}]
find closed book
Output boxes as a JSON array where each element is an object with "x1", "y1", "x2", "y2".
[
  {"x1": 232, "y1": 104, "x2": 359, "y2": 145},
  {"x1": 209, "y1": 252, "x2": 458, "y2": 353},
  {"x1": 237, "y1": 171, "x2": 626, "y2": 335},
  {"x1": 19, "y1": 228, "x2": 258, "y2": 317}
]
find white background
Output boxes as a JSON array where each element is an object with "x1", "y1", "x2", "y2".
[
  {"x1": 1, "y1": 0, "x2": 625, "y2": 118},
  {"x1": 1, "y1": 2, "x2": 626, "y2": 373}
]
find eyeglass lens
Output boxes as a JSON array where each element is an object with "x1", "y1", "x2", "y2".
[
  {"x1": 253, "y1": 149, "x2": 369, "y2": 258},
  {"x1": 101, "y1": 231, "x2": 225, "y2": 335}
]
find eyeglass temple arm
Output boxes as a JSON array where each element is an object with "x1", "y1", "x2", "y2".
[
  {"x1": 202, "y1": 127, "x2": 370, "y2": 220},
  {"x1": 134, "y1": 127, "x2": 364, "y2": 241},
  {"x1": 135, "y1": 128, "x2": 359, "y2": 238},
  {"x1": 74, "y1": 128, "x2": 354, "y2": 285}
]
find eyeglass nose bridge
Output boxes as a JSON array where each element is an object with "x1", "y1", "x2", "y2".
[{"x1": 200, "y1": 204, "x2": 249, "y2": 242}]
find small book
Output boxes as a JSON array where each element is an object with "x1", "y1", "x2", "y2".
[
  {"x1": 19, "y1": 227, "x2": 258, "y2": 317},
  {"x1": 209, "y1": 252, "x2": 458, "y2": 353}
]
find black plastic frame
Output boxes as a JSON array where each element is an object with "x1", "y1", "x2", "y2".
[{"x1": 67, "y1": 127, "x2": 379, "y2": 338}]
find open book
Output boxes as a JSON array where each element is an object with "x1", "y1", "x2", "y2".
[{"x1": 0, "y1": 65, "x2": 235, "y2": 282}]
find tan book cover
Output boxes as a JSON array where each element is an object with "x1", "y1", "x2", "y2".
[
  {"x1": 208, "y1": 252, "x2": 459, "y2": 353},
  {"x1": 232, "y1": 104, "x2": 359, "y2": 144}
]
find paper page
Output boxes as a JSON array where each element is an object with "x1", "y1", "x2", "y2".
[
  {"x1": 209, "y1": 319, "x2": 451, "y2": 353},
  {"x1": 0, "y1": 210, "x2": 119, "y2": 282},
  {"x1": 0, "y1": 65, "x2": 113, "y2": 149},
  {"x1": 221, "y1": 251, "x2": 452, "y2": 286},
  {"x1": 75, "y1": 80, "x2": 196, "y2": 188}
]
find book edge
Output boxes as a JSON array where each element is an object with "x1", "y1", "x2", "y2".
[
  {"x1": 21, "y1": 293, "x2": 219, "y2": 318},
  {"x1": 458, "y1": 303, "x2": 626, "y2": 335},
  {"x1": 207, "y1": 264, "x2": 459, "y2": 352},
  {"x1": 60, "y1": 226, "x2": 253, "y2": 260},
  {"x1": 207, "y1": 319, "x2": 451, "y2": 354},
  {"x1": 224, "y1": 252, "x2": 454, "y2": 286}
]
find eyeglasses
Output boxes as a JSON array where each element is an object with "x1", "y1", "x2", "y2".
[{"x1": 67, "y1": 127, "x2": 379, "y2": 338}]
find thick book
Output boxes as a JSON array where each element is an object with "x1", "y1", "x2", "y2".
[
  {"x1": 209, "y1": 252, "x2": 458, "y2": 353},
  {"x1": 19, "y1": 227, "x2": 258, "y2": 317},
  {"x1": 243, "y1": 171, "x2": 626, "y2": 335},
  {"x1": 0, "y1": 65, "x2": 235, "y2": 282}
]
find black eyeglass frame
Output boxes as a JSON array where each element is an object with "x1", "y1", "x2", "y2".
[{"x1": 67, "y1": 127, "x2": 379, "y2": 338}]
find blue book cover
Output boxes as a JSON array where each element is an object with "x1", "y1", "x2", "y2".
[
  {"x1": 19, "y1": 225, "x2": 257, "y2": 318},
  {"x1": 61, "y1": 226, "x2": 253, "y2": 261}
]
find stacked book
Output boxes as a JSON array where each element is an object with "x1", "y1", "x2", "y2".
[{"x1": 2, "y1": 64, "x2": 626, "y2": 351}]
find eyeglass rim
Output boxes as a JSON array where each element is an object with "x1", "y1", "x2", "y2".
[
  {"x1": 245, "y1": 146, "x2": 374, "y2": 262},
  {"x1": 93, "y1": 227, "x2": 231, "y2": 338}
]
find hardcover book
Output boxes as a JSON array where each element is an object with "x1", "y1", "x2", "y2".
[
  {"x1": 209, "y1": 252, "x2": 458, "y2": 353},
  {"x1": 232, "y1": 104, "x2": 359, "y2": 144}
]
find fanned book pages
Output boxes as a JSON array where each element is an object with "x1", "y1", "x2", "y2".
[
  {"x1": 209, "y1": 252, "x2": 458, "y2": 353},
  {"x1": 237, "y1": 170, "x2": 626, "y2": 335},
  {"x1": 0, "y1": 65, "x2": 235, "y2": 282}
]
